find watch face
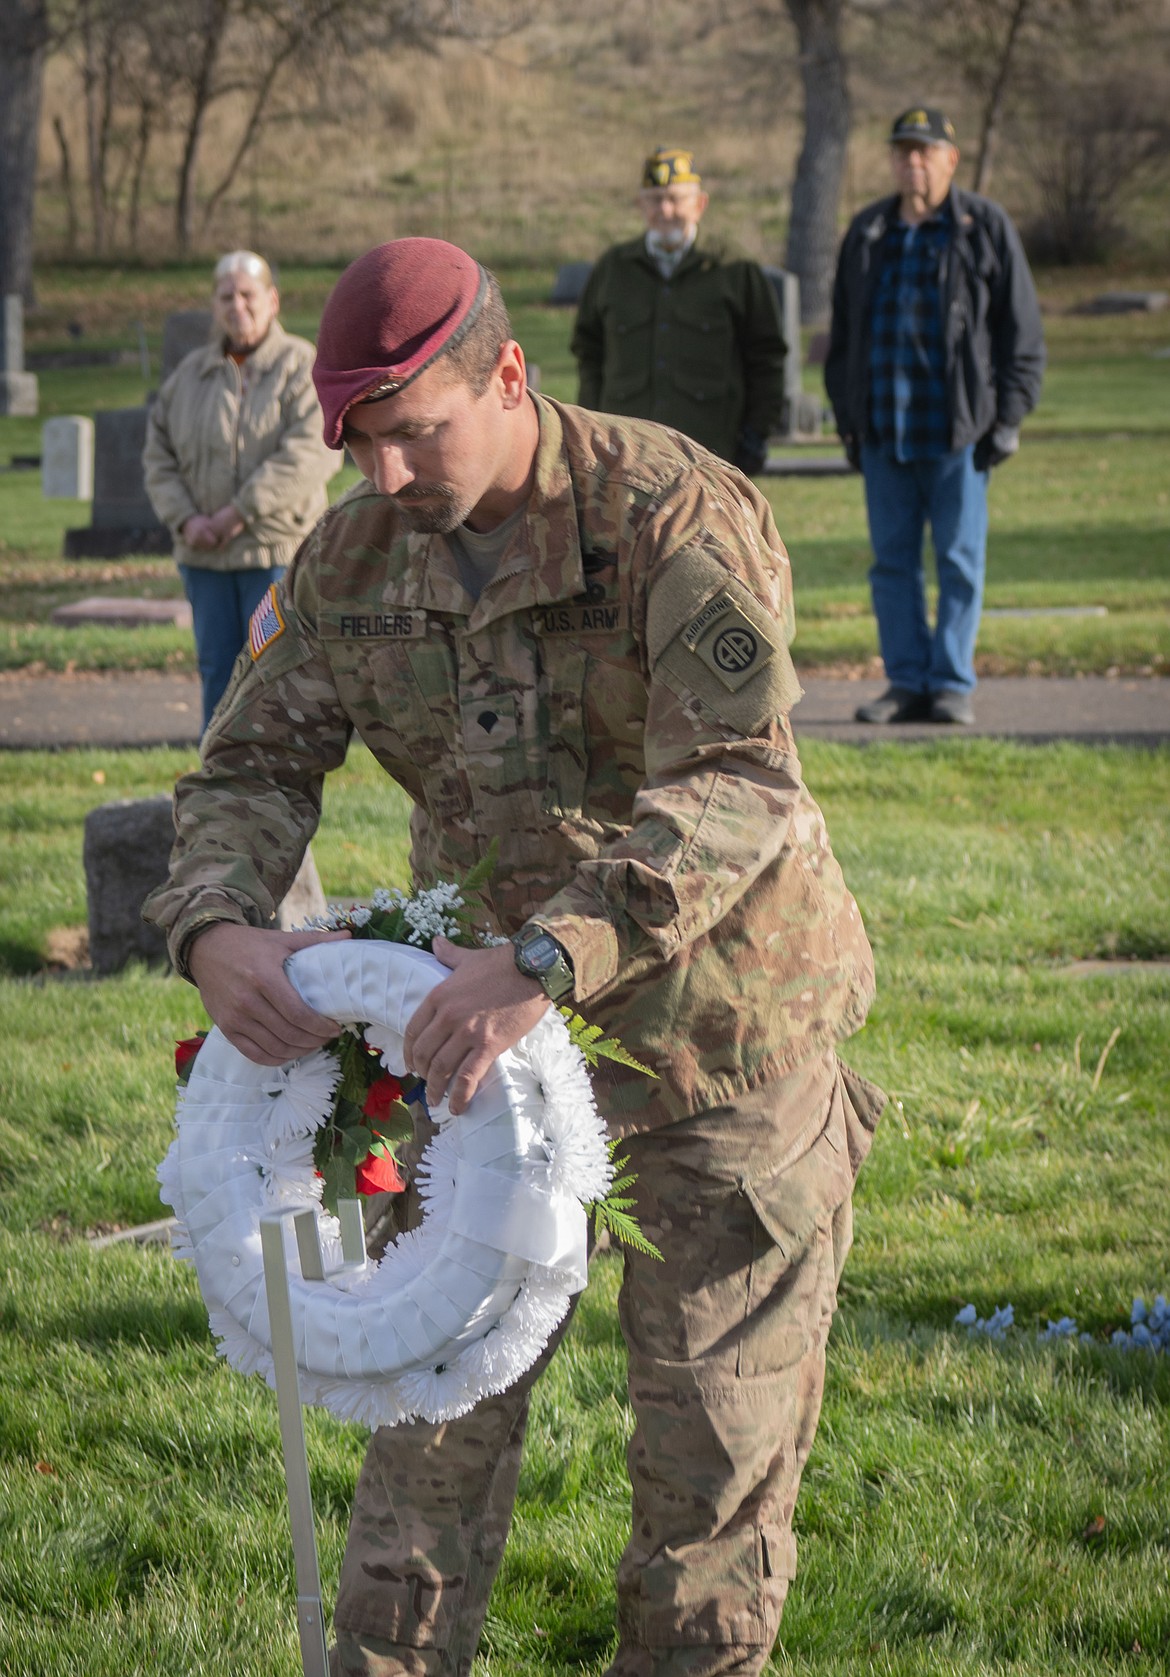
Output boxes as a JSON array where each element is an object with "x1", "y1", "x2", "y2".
[{"x1": 520, "y1": 933, "x2": 560, "y2": 974}]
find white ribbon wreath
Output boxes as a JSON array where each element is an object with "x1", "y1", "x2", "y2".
[{"x1": 159, "y1": 940, "x2": 611, "y2": 1428}]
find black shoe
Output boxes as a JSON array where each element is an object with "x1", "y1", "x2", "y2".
[
  {"x1": 929, "y1": 690, "x2": 975, "y2": 725},
  {"x1": 854, "y1": 686, "x2": 932, "y2": 724}
]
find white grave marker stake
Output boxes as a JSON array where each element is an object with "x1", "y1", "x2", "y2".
[{"x1": 260, "y1": 1212, "x2": 330, "y2": 1677}]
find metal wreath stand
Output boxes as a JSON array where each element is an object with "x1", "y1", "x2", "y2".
[{"x1": 160, "y1": 939, "x2": 608, "y2": 1676}]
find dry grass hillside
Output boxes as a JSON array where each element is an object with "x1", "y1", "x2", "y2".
[
  {"x1": 31, "y1": 0, "x2": 1170, "y2": 280},
  {"x1": 32, "y1": 4, "x2": 1054, "y2": 273}
]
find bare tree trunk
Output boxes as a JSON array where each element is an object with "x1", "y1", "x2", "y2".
[
  {"x1": 175, "y1": 0, "x2": 231, "y2": 253},
  {"x1": 199, "y1": 51, "x2": 288, "y2": 230},
  {"x1": 971, "y1": 0, "x2": 1031, "y2": 193},
  {"x1": 198, "y1": 0, "x2": 349, "y2": 231},
  {"x1": 0, "y1": 0, "x2": 50, "y2": 303},
  {"x1": 128, "y1": 101, "x2": 154, "y2": 255},
  {"x1": 78, "y1": 0, "x2": 122, "y2": 256},
  {"x1": 79, "y1": 1, "x2": 103, "y2": 254},
  {"x1": 53, "y1": 115, "x2": 80, "y2": 255},
  {"x1": 783, "y1": 0, "x2": 850, "y2": 324}
]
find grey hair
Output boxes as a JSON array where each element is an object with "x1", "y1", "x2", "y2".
[{"x1": 213, "y1": 250, "x2": 275, "y2": 287}]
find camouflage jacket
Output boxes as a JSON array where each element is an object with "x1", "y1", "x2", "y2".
[{"x1": 145, "y1": 396, "x2": 875, "y2": 1132}]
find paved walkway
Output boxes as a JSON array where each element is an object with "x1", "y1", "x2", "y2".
[{"x1": 2, "y1": 669, "x2": 1168, "y2": 749}]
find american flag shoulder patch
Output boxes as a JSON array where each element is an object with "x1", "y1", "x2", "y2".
[{"x1": 249, "y1": 585, "x2": 285, "y2": 659}]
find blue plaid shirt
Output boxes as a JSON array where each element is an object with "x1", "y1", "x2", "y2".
[{"x1": 867, "y1": 207, "x2": 951, "y2": 460}]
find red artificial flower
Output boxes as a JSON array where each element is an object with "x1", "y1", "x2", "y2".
[
  {"x1": 362, "y1": 1074, "x2": 404, "y2": 1123},
  {"x1": 354, "y1": 1148, "x2": 407, "y2": 1196},
  {"x1": 175, "y1": 1034, "x2": 206, "y2": 1078}
]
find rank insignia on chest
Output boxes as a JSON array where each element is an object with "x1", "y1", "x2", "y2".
[
  {"x1": 680, "y1": 591, "x2": 774, "y2": 692},
  {"x1": 248, "y1": 585, "x2": 285, "y2": 659}
]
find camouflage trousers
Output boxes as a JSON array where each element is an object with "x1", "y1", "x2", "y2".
[{"x1": 331, "y1": 1050, "x2": 884, "y2": 1677}]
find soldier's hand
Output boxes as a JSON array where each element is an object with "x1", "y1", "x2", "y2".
[
  {"x1": 188, "y1": 922, "x2": 351, "y2": 1066},
  {"x1": 404, "y1": 937, "x2": 549, "y2": 1116}
]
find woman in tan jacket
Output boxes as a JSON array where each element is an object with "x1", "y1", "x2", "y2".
[{"x1": 143, "y1": 251, "x2": 340, "y2": 729}]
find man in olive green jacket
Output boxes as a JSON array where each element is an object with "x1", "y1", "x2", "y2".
[{"x1": 572, "y1": 147, "x2": 786, "y2": 474}]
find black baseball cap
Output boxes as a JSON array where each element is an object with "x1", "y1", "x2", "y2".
[{"x1": 889, "y1": 107, "x2": 957, "y2": 146}]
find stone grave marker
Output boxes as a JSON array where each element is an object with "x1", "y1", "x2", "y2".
[
  {"x1": 63, "y1": 307, "x2": 215, "y2": 559},
  {"x1": 64, "y1": 406, "x2": 172, "y2": 557},
  {"x1": 42, "y1": 415, "x2": 95, "y2": 499},
  {"x1": 84, "y1": 795, "x2": 329, "y2": 974},
  {"x1": 51, "y1": 595, "x2": 192, "y2": 628},
  {"x1": 550, "y1": 262, "x2": 594, "y2": 306},
  {"x1": 84, "y1": 795, "x2": 176, "y2": 973},
  {"x1": 761, "y1": 266, "x2": 825, "y2": 439},
  {"x1": 162, "y1": 309, "x2": 213, "y2": 379},
  {"x1": 1075, "y1": 290, "x2": 1168, "y2": 315},
  {"x1": 0, "y1": 294, "x2": 39, "y2": 417}
]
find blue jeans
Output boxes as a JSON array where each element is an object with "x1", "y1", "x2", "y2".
[
  {"x1": 179, "y1": 564, "x2": 285, "y2": 732},
  {"x1": 860, "y1": 444, "x2": 989, "y2": 695}
]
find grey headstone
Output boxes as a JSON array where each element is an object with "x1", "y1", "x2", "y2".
[
  {"x1": 1, "y1": 293, "x2": 21, "y2": 372},
  {"x1": 162, "y1": 310, "x2": 214, "y2": 380},
  {"x1": 51, "y1": 596, "x2": 192, "y2": 628},
  {"x1": 84, "y1": 795, "x2": 176, "y2": 974},
  {"x1": 276, "y1": 846, "x2": 328, "y2": 931},
  {"x1": 84, "y1": 793, "x2": 328, "y2": 974},
  {"x1": 762, "y1": 452, "x2": 853, "y2": 478},
  {"x1": 42, "y1": 416, "x2": 95, "y2": 499},
  {"x1": 787, "y1": 390, "x2": 827, "y2": 440},
  {"x1": 63, "y1": 406, "x2": 172, "y2": 556},
  {"x1": 525, "y1": 363, "x2": 541, "y2": 393},
  {"x1": 550, "y1": 262, "x2": 594, "y2": 305},
  {"x1": 1076, "y1": 290, "x2": 1168, "y2": 315},
  {"x1": 762, "y1": 267, "x2": 805, "y2": 419},
  {"x1": 0, "y1": 294, "x2": 39, "y2": 416},
  {"x1": 91, "y1": 407, "x2": 158, "y2": 528}
]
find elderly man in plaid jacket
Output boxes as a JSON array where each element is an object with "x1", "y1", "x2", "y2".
[{"x1": 825, "y1": 107, "x2": 1045, "y2": 726}]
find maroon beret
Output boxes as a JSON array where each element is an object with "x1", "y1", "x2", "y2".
[{"x1": 313, "y1": 238, "x2": 488, "y2": 448}]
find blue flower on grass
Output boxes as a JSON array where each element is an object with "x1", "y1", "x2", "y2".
[
  {"x1": 956, "y1": 1302, "x2": 1014, "y2": 1339},
  {"x1": 956, "y1": 1293, "x2": 1168, "y2": 1354},
  {"x1": 1110, "y1": 1294, "x2": 1169, "y2": 1353}
]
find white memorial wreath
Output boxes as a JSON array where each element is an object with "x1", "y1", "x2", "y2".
[{"x1": 159, "y1": 939, "x2": 612, "y2": 1429}]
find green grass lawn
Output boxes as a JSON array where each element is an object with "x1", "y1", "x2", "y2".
[
  {"x1": 1, "y1": 739, "x2": 1167, "y2": 1674},
  {"x1": 1, "y1": 265, "x2": 1167, "y2": 676}
]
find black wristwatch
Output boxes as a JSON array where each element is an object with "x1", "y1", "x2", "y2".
[{"x1": 512, "y1": 925, "x2": 575, "y2": 1002}]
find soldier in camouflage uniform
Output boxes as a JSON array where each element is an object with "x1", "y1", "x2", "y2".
[{"x1": 144, "y1": 238, "x2": 885, "y2": 1677}]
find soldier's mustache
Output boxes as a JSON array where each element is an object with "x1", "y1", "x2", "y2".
[{"x1": 393, "y1": 484, "x2": 455, "y2": 504}]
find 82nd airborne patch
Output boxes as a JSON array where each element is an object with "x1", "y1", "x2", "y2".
[
  {"x1": 680, "y1": 591, "x2": 774, "y2": 692},
  {"x1": 248, "y1": 584, "x2": 286, "y2": 660}
]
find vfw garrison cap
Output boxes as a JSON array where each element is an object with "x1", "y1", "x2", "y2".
[
  {"x1": 313, "y1": 238, "x2": 489, "y2": 449},
  {"x1": 642, "y1": 146, "x2": 702, "y2": 189},
  {"x1": 889, "y1": 107, "x2": 957, "y2": 146}
]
